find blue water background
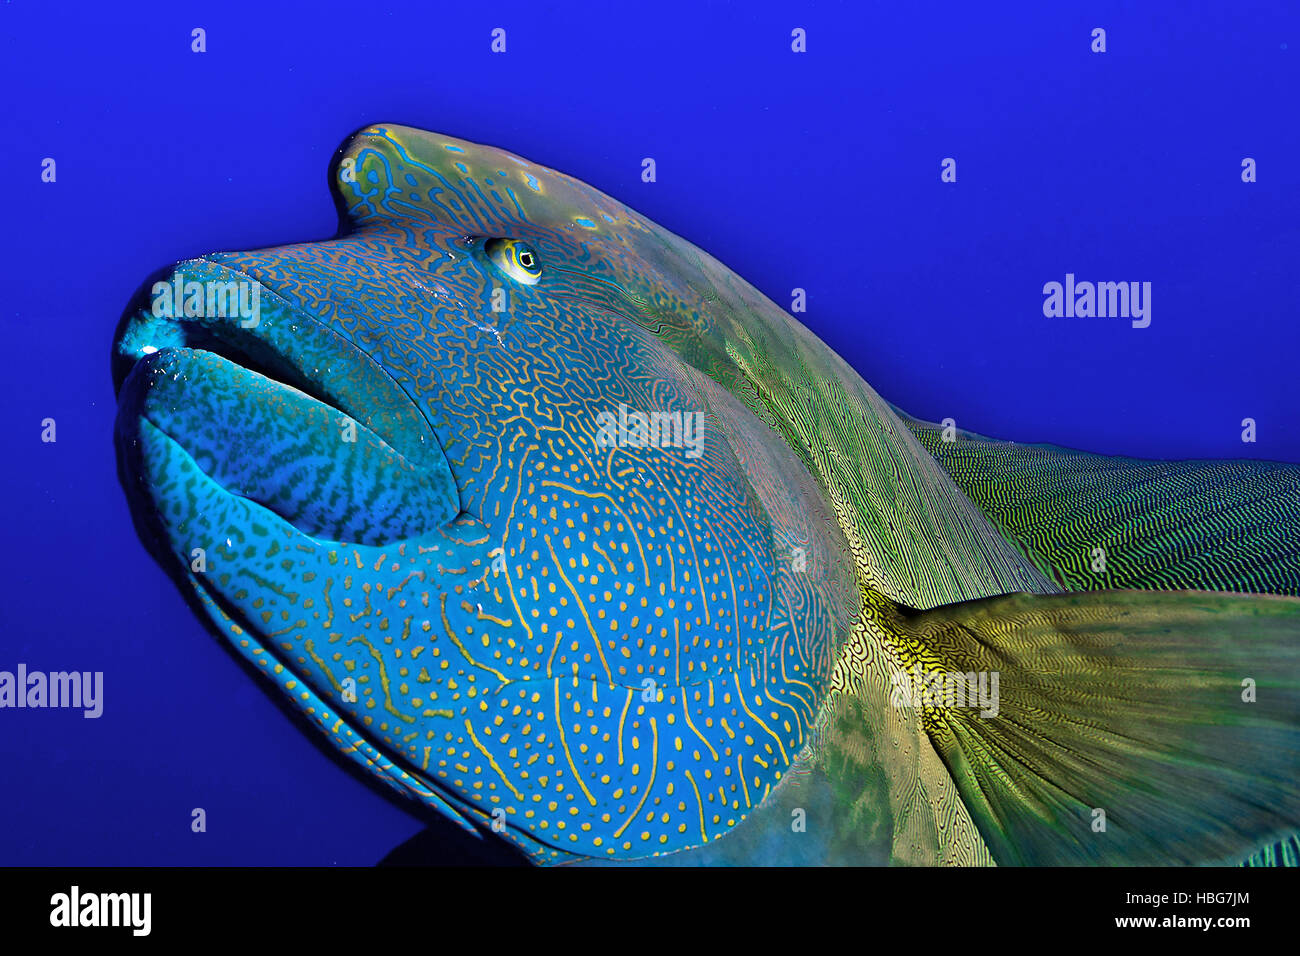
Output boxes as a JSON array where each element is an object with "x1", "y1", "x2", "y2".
[{"x1": 0, "y1": 0, "x2": 1296, "y2": 864}]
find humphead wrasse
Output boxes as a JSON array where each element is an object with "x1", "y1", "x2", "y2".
[{"x1": 112, "y1": 124, "x2": 1300, "y2": 866}]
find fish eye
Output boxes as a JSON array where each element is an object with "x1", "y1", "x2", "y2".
[{"x1": 485, "y1": 238, "x2": 543, "y2": 285}]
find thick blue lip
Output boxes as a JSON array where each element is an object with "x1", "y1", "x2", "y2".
[
  {"x1": 112, "y1": 257, "x2": 462, "y2": 519},
  {"x1": 117, "y1": 345, "x2": 461, "y2": 546}
]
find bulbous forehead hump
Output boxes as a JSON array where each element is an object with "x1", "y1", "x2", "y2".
[
  {"x1": 340, "y1": 124, "x2": 624, "y2": 234},
  {"x1": 337, "y1": 124, "x2": 710, "y2": 302}
]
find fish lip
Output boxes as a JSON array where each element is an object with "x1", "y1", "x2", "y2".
[
  {"x1": 112, "y1": 256, "x2": 462, "y2": 517},
  {"x1": 113, "y1": 256, "x2": 369, "y2": 408},
  {"x1": 183, "y1": 256, "x2": 388, "y2": 417}
]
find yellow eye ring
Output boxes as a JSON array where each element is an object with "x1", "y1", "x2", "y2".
[{"x1": 485, "y1": 238, "x2": 543, "y2": 285}]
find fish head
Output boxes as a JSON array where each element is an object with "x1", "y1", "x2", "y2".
[{"x1": 111, "y1": 124, "x2": 860, "y2": 861}]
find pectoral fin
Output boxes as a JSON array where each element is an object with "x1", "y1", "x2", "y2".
[{"x1": 886, "y1": 589, "x2": 1300, "y2": 865}]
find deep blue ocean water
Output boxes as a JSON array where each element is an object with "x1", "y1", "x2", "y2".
[{"x1": 1, "y1": 1, "x2": 1296, "y2": 864}]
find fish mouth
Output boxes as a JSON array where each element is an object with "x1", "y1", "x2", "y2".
[{"x1": 112, "y1": 258, "x2": 462, "y2": 547}]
